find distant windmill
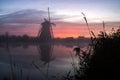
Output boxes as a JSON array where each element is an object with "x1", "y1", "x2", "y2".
[{"x1": 38, "y1": 8, "x2": 55, "y2": 42}]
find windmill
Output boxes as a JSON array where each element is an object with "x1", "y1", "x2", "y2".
[{"x1": 38, "y1": 8, "x2": 55, "y2": 42}]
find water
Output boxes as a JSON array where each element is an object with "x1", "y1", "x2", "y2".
[{"x1": 0, "y1": 42, "x2": 88, "y2": 80}]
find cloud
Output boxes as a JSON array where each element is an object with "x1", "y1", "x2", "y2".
[
  {"x1": 0, "y1": 9, "x2": 48, "y2": 24},
  {"x1": 0, "y1": 9, "x2": 81, "y2": 24}
]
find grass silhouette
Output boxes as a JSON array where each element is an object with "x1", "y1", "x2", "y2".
[{"x1": 63, "y1": 25, "x2": 120, "y2": 80}]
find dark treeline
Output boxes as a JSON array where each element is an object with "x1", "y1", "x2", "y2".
[
  {"x1": 0, "y1": 34, "x2": 37, "y2": 43},
  {"x1": 0, "y1": 33, "x2": 90, "y2": 43}
]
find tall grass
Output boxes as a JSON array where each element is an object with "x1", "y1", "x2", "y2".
[
  {"x1": 62, "y1": 13, "x2": 120, "y2": 80},
  {"x1": 4, "y1": 34, "x2": 30, "y2": 80}
]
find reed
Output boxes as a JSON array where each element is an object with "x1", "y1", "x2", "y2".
[
  {"x1": 63, "y1": 19, "x2": 120, "y2": 80},
  {"x1": 5, "y1": 38, "x2": 30, "y2": 80}
]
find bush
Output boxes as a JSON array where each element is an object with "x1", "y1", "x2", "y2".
[
  {"x1": 63, "y1": 28, "x2": 120, "y2": 80},
  {"x1": 85, "y1": 28, "x2": 120, "y2": 80}
]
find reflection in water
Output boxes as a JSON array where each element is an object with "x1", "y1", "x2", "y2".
[
  {"x1": 37, "y1": 43, "x2": 54, "y2": 65},
  {"x1": 36, "y1": 43, "x2": 55, "y2": 79},
  {"x1": 0, "y1": 41, "x2": 88, "y2": 80}
]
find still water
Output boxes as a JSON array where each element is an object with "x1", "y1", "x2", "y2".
[{"x1": 0, "y1": 42, "x2": 88, "y2": 80}]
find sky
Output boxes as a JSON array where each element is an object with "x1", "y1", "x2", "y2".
[{"x1": 0, "y1": 0, "x2": 120, "y2": 38}]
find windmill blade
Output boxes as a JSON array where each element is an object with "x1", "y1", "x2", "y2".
[
  {"x1": 51, "y1": 23, "x2": 56, "y2": 26},
  {"x1": 50, "y1": 25, "x2": 54, "y2": 38},
  {"x1": 50, "y1": 22, "x2": 56, "y2": 38},
  {"x1": 48, "y1": 7, "x2": 55, "y2": 38},
  {"x1": 48, "y1": 8, "x2": 50, "y2": 22}
]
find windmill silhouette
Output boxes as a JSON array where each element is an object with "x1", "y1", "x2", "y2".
[{"x1": 38, "y1": 8, "x2": 55, "y2": 42}]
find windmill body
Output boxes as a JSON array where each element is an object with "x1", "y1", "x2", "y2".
[
  {"x1": 39, "y1": 19, "x2": 53, "y2": 42},
  {"x1": 38, "y1": 8, "x2": 55, "y2": 42}
]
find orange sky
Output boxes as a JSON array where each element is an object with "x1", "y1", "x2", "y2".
[
  {"x1": 53, "y1": 22, "x2": 88, "y2": 38},
  {"x1": 0, "y1": 21, "x2": 120, "y2": 38},
  {"x1": 32, "y1": 22, "x2": 120, "y2": 38}
]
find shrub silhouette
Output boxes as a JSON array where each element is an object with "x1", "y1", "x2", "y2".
[
  {"x1": 63, "y1": 28, "x2": 120, "y2": 80},
  {"x1": 85, "y1": 28, "x2": 120, "y2": 80}
]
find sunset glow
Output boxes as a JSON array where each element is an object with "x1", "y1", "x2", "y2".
[
  {"x1": 0, "y1": 0, "x2": 120, "y2": 38},
  {"x1": 1, "y1": 22, "x2": 119, "y2": 38}
]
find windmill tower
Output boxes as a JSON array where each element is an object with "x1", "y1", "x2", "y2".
[{"x1": 38, "y1": 8, "x2": 55, "y2": 42}]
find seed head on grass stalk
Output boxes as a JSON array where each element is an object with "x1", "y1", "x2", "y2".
[
  {"x1": 81, "y1": 12, "x2": 97, "y2": 40},
  {"x1": 102, "y1": 21, "x2": 105, "y2": 37},
  {"x1": 102, "y1": 21, "x2": 105, "y2": 31},
  {"x1": 81, "y1": 12, "x2": 91, "y2": 37}
]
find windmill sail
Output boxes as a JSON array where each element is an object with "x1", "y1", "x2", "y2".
[{"x1": 38, "y1": 8, "x2": 55, "y2": 42}]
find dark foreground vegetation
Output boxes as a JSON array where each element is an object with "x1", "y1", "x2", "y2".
[{"x1": 63, "y1": 28, "x2": 120, "y2": 80}]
